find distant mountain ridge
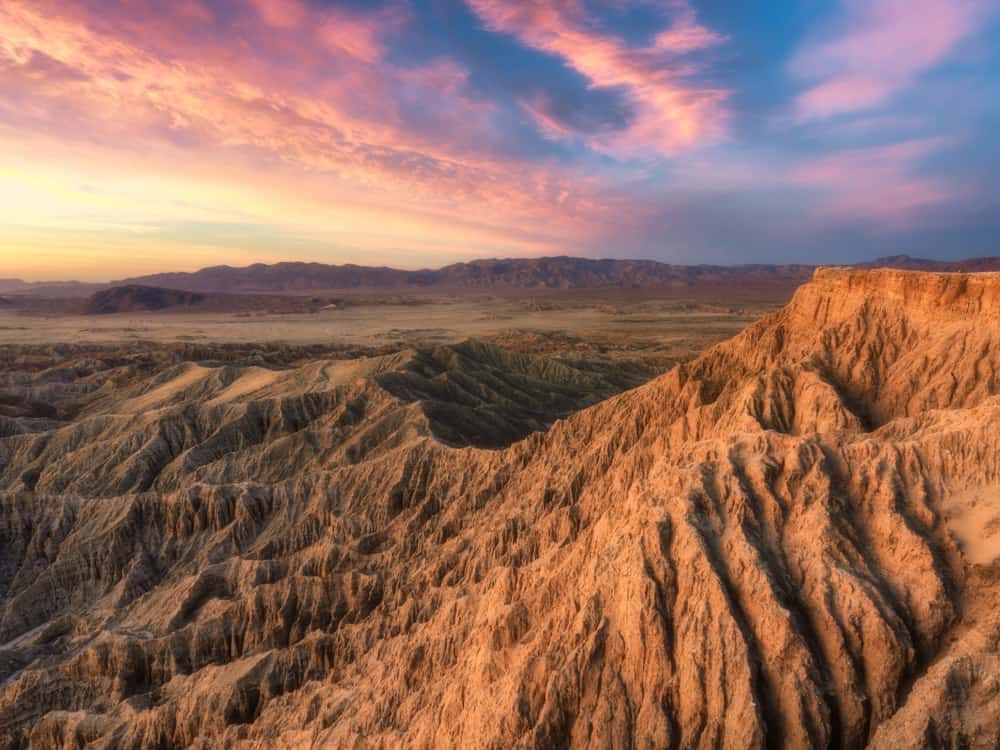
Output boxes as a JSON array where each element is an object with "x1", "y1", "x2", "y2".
[
  {"x1": 117, "y1": 258, "x2": 822, "y2": 293},
  {"x1": 114, "y1": 254, "x2": 1000, "y2": 292},
  {"x1": 4, "y1": 255, "x2": 1000, "y2": 296}
]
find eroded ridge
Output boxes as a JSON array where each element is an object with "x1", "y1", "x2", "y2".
[{"x1": 1, "y1": 269, "x2": 999, "y2": 749}]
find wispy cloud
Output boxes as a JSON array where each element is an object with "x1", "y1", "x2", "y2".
[
  {"x1": 0, "y1": 0, "x2": 615, "y2": 269},
  {"x1": 248, "y1": 0, "x2": 308, "y2": 30},
  {"x1": 791, "y1": 0, "x2": 991, "y2": 121},
  {"x1": 790, "y1": 138, "x2": 959, "y2": 225},
  {"x1": 465, "y1": 0, "x2": 729, "y2": 154},
  {"x1": 0, "y1": 0, "x2": 996, "y2": 278}
]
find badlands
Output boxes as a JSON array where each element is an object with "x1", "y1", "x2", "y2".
[{"x1": 0, "y1": 268, "x2": 998, "y2": 748}]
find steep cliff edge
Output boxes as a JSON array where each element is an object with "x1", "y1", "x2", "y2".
[{"x1": 1, "y1": 269, "x2": 998, "y2": 749}]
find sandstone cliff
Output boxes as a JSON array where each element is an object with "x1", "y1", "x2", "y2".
[{"x1": 0, "y1": 269, "x2": 998, "y2": 749}]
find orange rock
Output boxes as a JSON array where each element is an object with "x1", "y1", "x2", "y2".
[{"x1": 1, "y1": 269, "x2": 998, "y2": 749}]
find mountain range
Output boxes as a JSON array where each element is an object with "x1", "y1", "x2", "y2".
[{"x1": 3, "y1": 255, "x2": 1000, "y2": 297}]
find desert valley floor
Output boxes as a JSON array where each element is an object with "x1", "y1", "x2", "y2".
[{"x1": 0, "y1": 268, "x2": 998, "y2": 748}]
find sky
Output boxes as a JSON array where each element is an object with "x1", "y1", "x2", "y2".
[{"x1": 1, "y1": 0, "x2": 999, "y2": 280}]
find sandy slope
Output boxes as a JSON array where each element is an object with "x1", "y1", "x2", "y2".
[{"x1": 0, "y1": 268, "x2": 998, "y2": 749}]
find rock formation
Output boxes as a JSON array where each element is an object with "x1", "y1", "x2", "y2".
[
  {"x1": 82, "y1": 286, "x2": 207, "y2": 315},
  {"x1": 0, "y1": 268, "x2": 998, "y2": 748}
]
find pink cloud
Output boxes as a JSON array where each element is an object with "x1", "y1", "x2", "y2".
[
  {"x1": 794, "y1": 76, "x2": 892, "y2": 121},
  {"x1": 465, "y1": 0, "x2": 729, "y2": 154},
  {"x1": 318, "y1": 18, "x2": 380, "y2": 64},
  {"x1": 0, "y1": 0, "x2": 618, "y2": 256},
  {"x1": 791, "y1": 139, "x2": 959, "y2": 225},
  {"x1": 792, "y1": 0, "x2": 991, "y2": 120},
  {"x1": 248, "y1": 0, "x2": 307, "y2": 30},
  {"x1": 517, "y1": 95, "x2": 577, "y2": 141},
  {"x1": 317, "y1": 5, "x2": 408, "y2": 64},
  {"x1": 174, "y1": 1, "x2": 212, "y2": 23}
]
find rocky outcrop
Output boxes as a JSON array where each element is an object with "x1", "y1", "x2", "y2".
[
  {"x1": 74, "y1": 286, "x2": 340, "y2": 316},
  {"x1": 1, "y1": 269, "x2": 998, "y2": 748},
  {"x1": 82, "y1": 286, "x2": 206, "y2": 315}
]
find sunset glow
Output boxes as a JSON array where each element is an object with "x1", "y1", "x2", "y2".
[{"x1": 1, "y1": 0, "x2": 998, "y2": 280}]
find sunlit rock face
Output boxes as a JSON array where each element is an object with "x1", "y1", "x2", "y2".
[{"x1": 1, "y1": 269, "x2": 999, "y2": 749}]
